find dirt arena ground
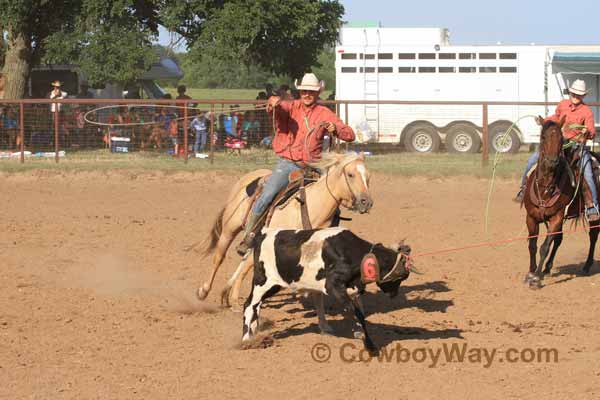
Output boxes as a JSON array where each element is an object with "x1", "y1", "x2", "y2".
[{"x1": 2, "y1": 170, "x2": 600, "y2": 399}]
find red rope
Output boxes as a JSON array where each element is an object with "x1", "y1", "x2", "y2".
[{"x1": 407, "y1": 224, "x2": 598, "y2": 260}]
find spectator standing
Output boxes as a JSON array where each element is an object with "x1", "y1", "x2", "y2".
[
  {"x1": 48, "y1": 80, "x2": 67, "y2": 113},
  {"x1": 190, "y1": 111, "x2": 209, "y2": 154}
]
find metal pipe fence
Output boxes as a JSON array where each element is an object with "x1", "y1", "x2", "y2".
[{"x1": 1, "y1": 98, "x2": 598, "y2": 166}]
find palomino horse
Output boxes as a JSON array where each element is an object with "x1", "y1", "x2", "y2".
[
  {"x1": 524, "y1": 116, "x2": 600, "y2": 288},
  {"x1": 197, "y1": 152, "x2": 373, "y2": 329}
]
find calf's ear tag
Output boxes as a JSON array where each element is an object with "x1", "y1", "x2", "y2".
[{"x1": 361, "y1": 253, "x2": 379, "y2": 284}]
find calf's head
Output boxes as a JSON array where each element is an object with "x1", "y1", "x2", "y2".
[{"x1": 376, "y1": 242, "x2": 412, "y2": 298}]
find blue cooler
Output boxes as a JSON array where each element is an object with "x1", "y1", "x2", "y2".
[{"x1": 110, "y1": 137, "x2": 130, "y2": 153}]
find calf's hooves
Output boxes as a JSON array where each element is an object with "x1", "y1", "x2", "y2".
[
  {"x1": 319, "y1": 325, "x2": 335, "y2": 336},
  {"x1": 364, "y1": 342, "x2": 379, "y2": 356},
  {"x1": 219, "y1": 287, "x2": 232, "y2": 308},
  {"x1": 582, "y1": 265, "x2": 592, "y2": 275}
]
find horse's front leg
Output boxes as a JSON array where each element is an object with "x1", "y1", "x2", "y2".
[
  {"x1": 543, "y1": 217, "x2": 564, "y2": 275},
  {"x1": 531, "y1": 217, "x2": 562, "y2": 289},
  {"x1": 583, "y1": 220, "x2": 600, "y2": 274},
  {"x1": 526, "y1": 214, "x2": 539, "y2": 284}
]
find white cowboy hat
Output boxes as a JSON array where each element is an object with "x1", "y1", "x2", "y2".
[
  {"x1": 295, "y1": 73, "x2": 325, "y2": 92},
  {"x1": 51, "y1": 80, "x2": 62, "y2": 87},
  {"x1": 569, "y1": 79, "x2": 588, "y2": 96}
]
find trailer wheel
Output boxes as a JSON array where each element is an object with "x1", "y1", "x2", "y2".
[
  {"x1": 489, "y1": 122, "x2": 521, "y2": 153},
  {"x1": 404, "y1": 123, "x2": 441, "y2": 153},
  {"x1": 446, "y1": 123, "x2": 481, "y2": 153}
]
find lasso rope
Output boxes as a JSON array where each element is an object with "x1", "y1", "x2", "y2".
[
  {"x1": 484, "y1": 115, "x2": 539, "y2": 234},
  {"x1": 82, "y1": 103, "x2": 267, "y2": 127}
]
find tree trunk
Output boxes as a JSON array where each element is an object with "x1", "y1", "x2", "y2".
[{"x1": 1, "y1": 31, "x2": 32, "y2": 99}]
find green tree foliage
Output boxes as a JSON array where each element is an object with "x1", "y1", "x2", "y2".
[
  {"x1": 0, "y1": 0, "x2": 159, "y2": 98},
  {"x1": 161, "y1": 0, "x2": 344, "y2": 79},
  {"x1": 1, "y1": 0, "x2": 343, "y2": 98},
  {"x1": 176, "y1": 49, "x2": 335, "y2": 90}
]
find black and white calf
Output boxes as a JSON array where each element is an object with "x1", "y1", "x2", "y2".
[{"x1": 242, "y1": 227, "x2": 412, "y2": 352}]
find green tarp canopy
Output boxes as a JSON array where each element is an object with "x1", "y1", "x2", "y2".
[{"x1": 552, "y1": 52, "x2": 600, "y2": 74}]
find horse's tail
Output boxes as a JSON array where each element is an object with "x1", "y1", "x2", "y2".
[{"x1": 200, "y1": 207, "x2": 225, "y2": 257}]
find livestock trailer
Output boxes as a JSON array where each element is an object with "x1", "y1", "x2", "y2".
[{"x1": 335, "y1": 25, "x2": 600, "y2": 153}]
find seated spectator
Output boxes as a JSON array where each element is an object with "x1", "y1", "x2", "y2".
[
  {"x1": 221, "y1": 106, "x2": 240, "y2": 138},
  {"x1": 241, "y1": 111, "x2": 261, "y2": 144},
  {"x1": 148, "y1": 107, "x2": 174, "y2": 149},
  {"x1": 1, "y1": 106, "x2": 19, "y2": 150},
  {"x1": 256, "y1": 91, "x2": 268, "y2": 100}
]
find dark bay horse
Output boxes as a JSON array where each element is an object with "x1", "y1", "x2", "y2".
[{"x1": 524, "y1": 116, "x2": 600, "y2": 288}]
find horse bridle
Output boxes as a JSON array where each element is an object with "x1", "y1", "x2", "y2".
[{"x1": 325, "y1": 163, "x2": 364, "y2": 210}]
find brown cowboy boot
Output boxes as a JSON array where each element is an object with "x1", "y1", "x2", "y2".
[{"x1": 236, "y1": 212, "x2": 261, "y2": 256}]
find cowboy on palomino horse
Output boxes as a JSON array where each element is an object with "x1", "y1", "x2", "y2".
[
  {"x1": 235, "y1": 72, "x2": 357, "y2": 256},
  {"x1": 514, "y1": 79, "x2": 598, "y2": 222},
  {"x1": 197, "y1": 73, "x2": 371, "y2": 325}
]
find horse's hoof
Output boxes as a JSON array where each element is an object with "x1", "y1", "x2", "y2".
[
  {"x1": 197, "y1": 284, "x2": 210, "y2": 301},
  {"x1": 528, "y1": 277, "x2": 543, "y2": 289},
  {"x1": 524, "y1": 273, "x2": 535, "y2": 284}
]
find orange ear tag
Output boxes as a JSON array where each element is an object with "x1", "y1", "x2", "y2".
[{"x1": 360, "y1": 253, "x2": 380, "y2": 284}]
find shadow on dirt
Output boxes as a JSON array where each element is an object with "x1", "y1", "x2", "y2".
[
  {"x1": 272, "y1": 320, "x2": 463, "y2": 350},
  {"x1": 263, "y1": 280, "x2": 459, "y2": 349},
  {"x1": 544, "y1": 262, "x2": 599, "y2": 286},
  {"x1": 265, "y1": 280, "x2": 453, "y2": 316}
]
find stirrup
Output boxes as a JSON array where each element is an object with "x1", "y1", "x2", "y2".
[
  {"x1": 513, "y1": 187, "x2": 525, "y2": 203},
  {"x1": 235, "y1": 232, "x2": 255, "y2": 256},
  {"x1": 586, "y1": 205, "x2": 600, "y2": 222}
]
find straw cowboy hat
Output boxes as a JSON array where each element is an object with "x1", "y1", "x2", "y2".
[
  {"x1": 51, "y1": 80, "x2": 62, "y2": 87},
  {"x1": 295, "y1": 73, "x2": 325, "y2": 92},
  {"x1": 569, "y1": 79, "x2": 588, "y2": 96}
]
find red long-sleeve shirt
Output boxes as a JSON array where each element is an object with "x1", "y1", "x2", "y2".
[
  {"x1": 546, "y1": 99, "x2": 596, "y2": 140},
  {"x1": 271, "y1": 99, "x2": 355, "y2": 164}
]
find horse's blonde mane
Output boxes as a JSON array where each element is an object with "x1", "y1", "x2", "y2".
[{"x1": 308, "y1": 151, "x2": 361, "y2": 172}]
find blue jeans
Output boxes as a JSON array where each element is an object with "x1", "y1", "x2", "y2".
[
  {"x1": 252, "y1": 158, "x2": 302, "y2": 215},
  {"x1": 193, "y1": 130, "x2": 207, "y2": 152},
  {"x1": 521, "y1": 148, "x2": 598, "y2": 206}
]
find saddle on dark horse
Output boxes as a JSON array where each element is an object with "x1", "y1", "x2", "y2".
[{"x1": 528, "y1": 146, "x2": 600, "y2": 220}]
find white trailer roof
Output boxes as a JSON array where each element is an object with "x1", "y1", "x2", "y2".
[{"x1": 339, "y1": 27, "x2": 450, "y2": 47}]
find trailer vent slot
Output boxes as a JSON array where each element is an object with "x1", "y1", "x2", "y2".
[{"x1": 398, "y1": 53, "x2": 416, "y2": 59}]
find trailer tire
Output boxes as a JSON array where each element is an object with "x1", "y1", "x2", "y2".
[
  {"x1": 489, "y1": 122, "x2": 521, "y2": 154},
  {"x1": 446, "y1": 123, "x2": 481, "y2": 153},
  {"x1": 404, "y1": 123, "x2": 441, "y2": 153}
]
